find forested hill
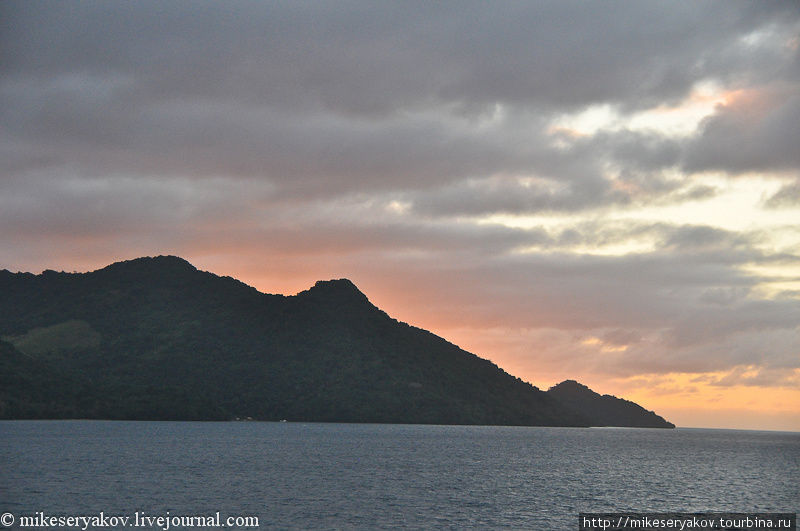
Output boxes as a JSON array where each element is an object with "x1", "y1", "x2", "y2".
[
  {"x1": 548, "y1": 380, "x2": 675, "y2": 428},
  {"x1": 0, "y1": 256, "x2": 672, "y2": 428}
]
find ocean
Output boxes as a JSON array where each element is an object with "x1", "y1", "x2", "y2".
[{"x1": 1, "y1": 421, "x2": 797, "y2": 529}]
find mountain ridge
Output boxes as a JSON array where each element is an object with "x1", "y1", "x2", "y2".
[
  {"x1": 548, "y1": 379, "x2": 674, "y2": 428},
  {"x1": 0, "y1": 256, "x2": 673, "y2": 428}
]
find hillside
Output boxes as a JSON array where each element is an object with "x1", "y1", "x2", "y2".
[
  {"x1": 548, "y1": 380, "x2": 675, "y2": 428},
  {"x1": 0, "y1": 256, "x2": 672, "y2": 427}
]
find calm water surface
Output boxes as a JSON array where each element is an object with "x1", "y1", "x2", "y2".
[{"x1": 1, "y1": 421, "x2": 797, "y2": 529}]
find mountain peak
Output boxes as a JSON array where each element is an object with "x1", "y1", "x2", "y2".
[
  {"x1": 1, "y1": 257, "x2": 674, "y2": 427},
  {"x1": 93, "y1": 256, "x2": 199, "y2": 282},
  {"x1": 547, "y1": 380, "x2": 674, "y2": 428},
  {"x1": 549, "y1": 380, "x2": 595, "y2": 395},
  {"x1": 99, "y1": 255, "x2": 197, "y2": 273},
  {"x1": 301, "y1": 278, "x2": 370, "y2": 304},
  {"x1": 312, "y1": 278, "x2": 360, "y2": 290}
]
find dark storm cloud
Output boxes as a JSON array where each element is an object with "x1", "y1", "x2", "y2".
[
  {"x1": 409, "y1": 175, "x2": 619, "y2": 217},
  {"x1": 684, "y1": 88, "x2": 800, "y2": 175},
  {"x1": 1, "y1": 0, "x2": 799, "y2": 393},
  {"x1": 3, "y1": 1, "x2": 790, "y2": 111},
  {"x1": 2, "y1": 1, "x2": 797, "y2": 195},
  {"x1": 407, "y1": 127, "x2": 691, "y2": 218}
]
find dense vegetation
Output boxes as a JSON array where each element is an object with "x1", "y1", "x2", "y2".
[
  {"x1": 547, "y1": 380, "x2": 674, "y2": 428},
  {"x1": 0, "y1": 256, "x2": 672, "y2": 427}
]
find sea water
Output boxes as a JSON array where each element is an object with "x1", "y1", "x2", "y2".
[{"x1": 1, "y1": 421, "x2": 797, "y2": 529}]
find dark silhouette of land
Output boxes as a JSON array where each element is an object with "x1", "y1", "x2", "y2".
[
  {"x1": 0, "y1": 256, "x2": 673, "y2": 427},
  {"x1": 547, "y1": 380, "x2": 673, "y2": 428}
]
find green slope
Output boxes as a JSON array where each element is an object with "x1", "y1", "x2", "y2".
[{"x1": 0, "y1": 256, "x2": 588, "y2": 425}]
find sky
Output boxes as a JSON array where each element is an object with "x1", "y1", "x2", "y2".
[{"x1": 1, "y1": 1, "x2": 799, "y2": 431}]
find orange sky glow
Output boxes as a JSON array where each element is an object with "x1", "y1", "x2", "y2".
[{"x1": 2, "y1": 2, "x2": 799, "y2": 431}]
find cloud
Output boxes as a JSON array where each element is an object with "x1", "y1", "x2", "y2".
[
  {"x1": 1, "y1": 1, "x2": 799, "y2": 428},
  {"x1": 409, "y1": 175, "x2": 620, "y2": 217},
  {"x1": 2, "y1": 2, "x2": 797, "y2": 193},
  {"x1": 765, "y1": 180, "x2": 800, "y2": 208},
  {"x1": 684, "y1": 88, "x2": 800, "y2": 175},
  {"x1": 706, "y1": 366, "x2": 800, "y2": 389},
  {"x1": 4, "y1": 2, "x2": 791, "y2": 112}
]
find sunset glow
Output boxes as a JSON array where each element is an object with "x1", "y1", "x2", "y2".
[{"x1": 2, "y1": 2, "x2": 799, "y2": 430}]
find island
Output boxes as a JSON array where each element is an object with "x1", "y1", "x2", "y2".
[{"x1": 1, "y1": 256, "x2": 673, "y2": 428}]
